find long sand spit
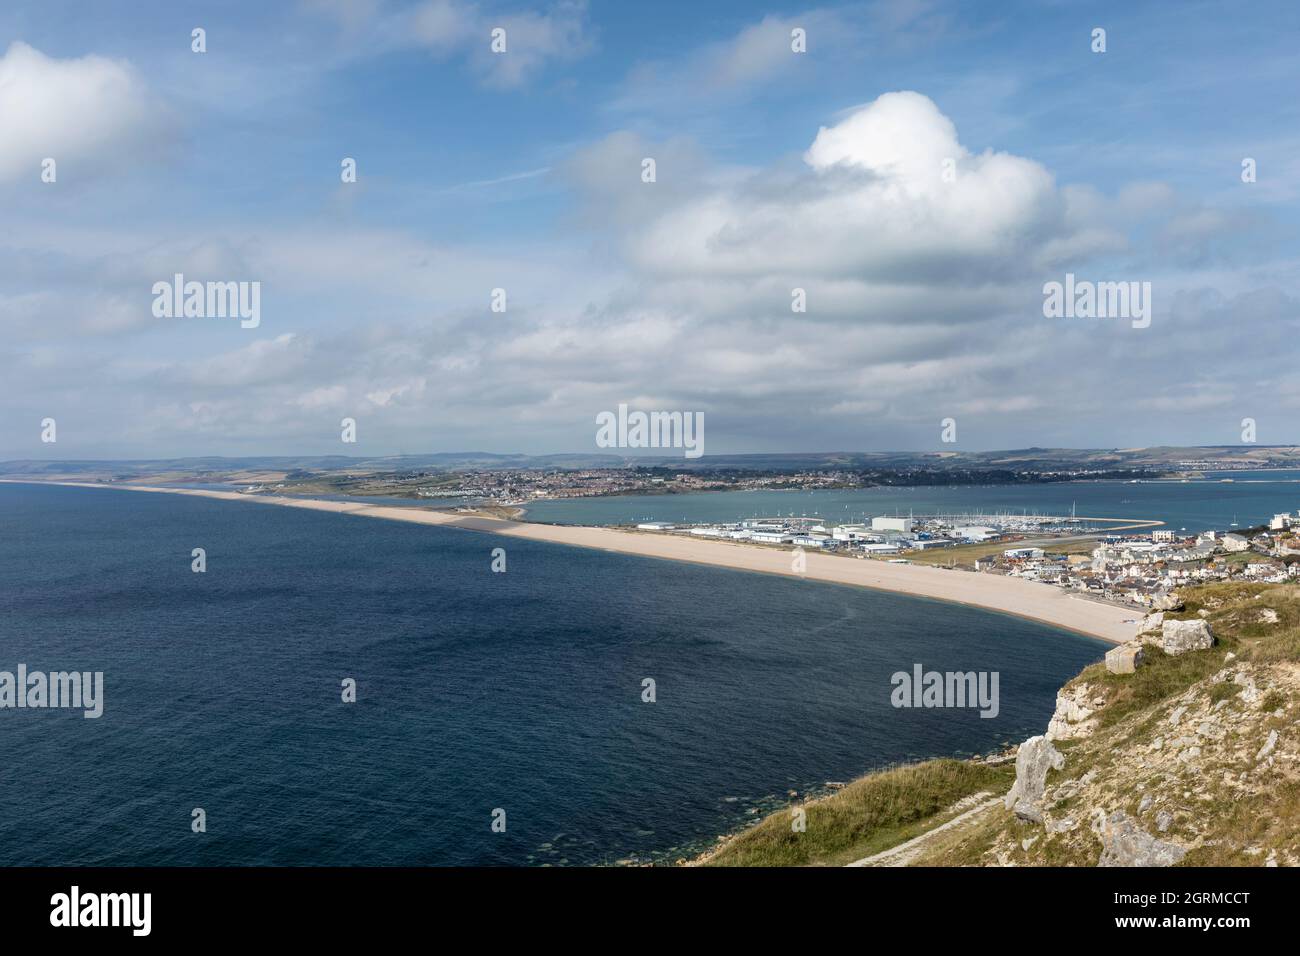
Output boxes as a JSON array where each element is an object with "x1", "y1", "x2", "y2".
[{"x1": 7, "y1": 481, "x2": 1138, "y2": 644}]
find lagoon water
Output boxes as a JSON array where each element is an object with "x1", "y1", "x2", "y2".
[
  {"x1": 523, "y1": 472, "x2": 1300, "y2": 532},
  {"x1": 0, "y1": 482, "x2": 1106, "y2": 865}
]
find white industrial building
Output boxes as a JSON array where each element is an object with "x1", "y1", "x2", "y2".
[
  {"x1": 1003, "y1": 547, "x2": 1045, "y2": 559},
  {"x1": 860, "y1": 542, "x2": 901, "y2": 554},
  {"x1": 871, "y1": 516, "x2": 914, "y2": 533},
  {"x1": 832, "y1": 524, "x2": 870, "y2": 541}
]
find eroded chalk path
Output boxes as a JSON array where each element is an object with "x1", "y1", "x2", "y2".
[{"x1": 845, "y1": 792, "x2": 1003, "y2": 867}]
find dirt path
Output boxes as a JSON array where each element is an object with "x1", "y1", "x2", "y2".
[{"x1": 846, "y1": 793, "x2": 1002, "y2": 867}]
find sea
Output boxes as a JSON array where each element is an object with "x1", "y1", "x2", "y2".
[
  {"x1": 522, "y1": 471, "x2": 1300, "y2": 531},
  {"x1": 0, "y1": 479, "x2": 1142, "y2": 866}
]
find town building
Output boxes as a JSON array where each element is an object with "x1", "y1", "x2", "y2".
[
  {"x1": 1222, "y1": 533, "x2": 1251, "y2": 552},
  {"x1": 1003, "y1": 547, "x2": 1045, "y2": 559},
  {"x1": 871, "y1": 516, "x2": 914, "y2": 533}
]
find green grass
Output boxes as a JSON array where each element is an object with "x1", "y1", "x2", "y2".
[
  {"x1": 701, "y1": 759, "x2": 1012, "y2": 867},
  {"x1": 704, "y1": 582, "x2": 1300, "y2": 868},
  {"x1": 1213, "y1": 551, "x2": 1260, "y2": 567},
  {"x1": 1208, "y1": 679, "x2": 1242, "y2": 704},
  {"x1": 1178, "y1": 779, "x2": 1300, "y2": 865},
  {"x1": 916, "y1": 807, "x2": 1103, "y2": 867},
  {"x1": 906, "y1": 537, "x2": 1097, "y2": 566},
  {"x1": 1073, "y1": 642, "x2": 1232, "y2": 731},
  {"x1": 1062, "y1": 581, "x2": 1300, "y2": 730}
]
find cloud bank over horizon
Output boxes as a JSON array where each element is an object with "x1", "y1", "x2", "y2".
[{"x1": 1, "y1": 1, "x2": 1298, "y2": 459}]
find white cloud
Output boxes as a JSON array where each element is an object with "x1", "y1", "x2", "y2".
[
  {"x1": 2, "y1": 84, "x2": 1295, "y2": 458},
  {"x1": 180, "y1": 334, "x2": 310, "y2": 388},
  {"x1": 405, "y1": 0, "x2": 478, "y2": 53},
  {"x1": 0, "y1": 42, "x2": 167, "y2": 183},
  {"x1": 365, "y1": 378, "x2": 427, "y2": 407},
  {"x1": 294, "y1": 385, "x2": 350, "y2": 411},
  {"x1": 609, "y1": 4, "x2": 953, "y2": 116},
  {"x1": 587, "y1": 91, "x2": 1069, "y2": 289},
  {"x1": 803, "y1": 90, "x2": 963, "y2": 177},
  {"x1": 311, "y1": 0, "x2": 592, "y2": 88},
  {"x1": 478, "y1": 2, "x2": 590, "y2": 88},
  {"x1": 611, "y1": 11, "x2": 835, "y2": 113}
]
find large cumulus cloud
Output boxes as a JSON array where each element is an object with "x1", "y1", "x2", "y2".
[{"x1": 3, "y1": 91, "x2": 1294, "y2": 458}]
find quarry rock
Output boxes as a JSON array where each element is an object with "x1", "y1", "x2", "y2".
[
  {"x1": 1234, "y1": 671, "x2": 1261, "y2": 704},
  {"x1": 1105, "y1": 643, "x2": 1145, "y2": 675},
  {"x1": 1161, "y1": 619, "x2": 1214, "y2": 656},
  {"x1": 1139, "y1": 611, "x2": 1165, "y2": 633},
  {"x1": 1046, "y1": 685, "x2": 1098, "y2": 741},
  {"x1": 1257, "y1": 730, "x2": 1278, "y2": 762},
  {"x1": 1005, "y1": 736, "x2": 1065, "y2": 824},
  {"x1": 1094, "y1": 810, "x2": 1186, "y2": 867},
  {"x1": 1150, "y1": 593, "x2": 1184, "y2": 612}
]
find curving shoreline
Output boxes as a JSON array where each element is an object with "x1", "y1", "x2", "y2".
[{"x1": 4, "y1": 480, "x2": 1137, "y2": 644}]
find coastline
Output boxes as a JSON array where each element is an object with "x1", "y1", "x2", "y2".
[{"x1": 3, "y1": 480, "x2": 1137, "y2": 644}]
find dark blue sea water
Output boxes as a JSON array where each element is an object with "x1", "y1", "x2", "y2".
[
  {"x1": 0, "y1": 482, "x2": 1105, "y2": 866},
  {"x1": 523, "y1": 472, "x2": 1300, "y2": 531}
]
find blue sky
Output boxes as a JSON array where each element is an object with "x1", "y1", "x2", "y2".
[{"x1": 2, "y1": 0, "x2": 1298, "y2": 458}]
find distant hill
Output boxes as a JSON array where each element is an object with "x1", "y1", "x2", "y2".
[{"x1": 3, "y1": 445, "x2": 1299, "y2": 478}]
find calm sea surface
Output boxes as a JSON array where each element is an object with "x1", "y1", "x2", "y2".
[
  {"x1": 523, "y1": 472, "x2": 1300, "y2": 531},
  {"x1": 0, "y1": 482, "x2": 1106, "y2": 865}
]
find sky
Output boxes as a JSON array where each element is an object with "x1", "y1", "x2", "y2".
[{"x1": 1, "y1": 0, "x2": 1298, "y2": 460}]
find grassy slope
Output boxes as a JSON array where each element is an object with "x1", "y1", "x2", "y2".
[
  {"x1": 701, "y1": 582, "x2": 1300, "y2": 867},
  {"x1": 699, "y1": 760, "x2": 1012, "y2": 867},
  {"x1": 920, "y1": 582, "x2": 1300, "y2": 865}
]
